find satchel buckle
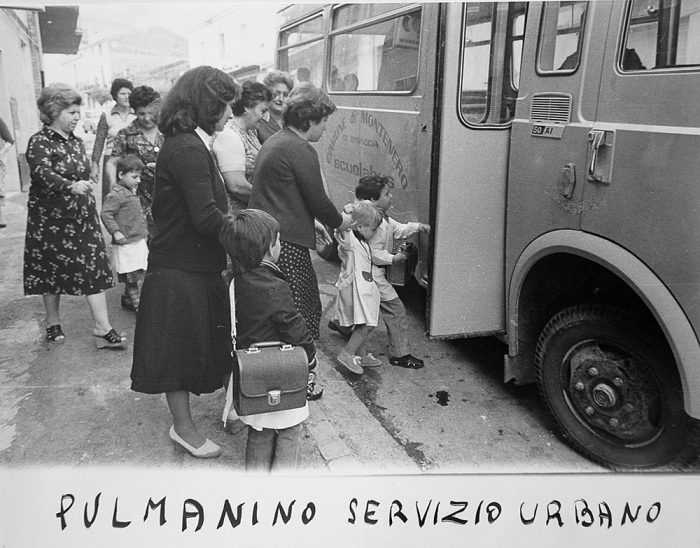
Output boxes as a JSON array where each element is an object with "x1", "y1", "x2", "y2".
[{"x1": 267, "y1": 389, "x2": 281, "y2": 406}]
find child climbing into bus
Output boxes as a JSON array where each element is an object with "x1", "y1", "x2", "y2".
[
  {"x1": 333, "y1": 201, "x2": 384, "y2": 374},
  {"x1": 100, "y1": 154, "x2": 149, "y2": 313},
  {"x1": 329, "y1": 175, "x2": 430, "y2": 369}
]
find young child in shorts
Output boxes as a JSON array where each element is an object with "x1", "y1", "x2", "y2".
[
  {"x1": 219, "y1": 209, "x2": 320, "y2": 472},
  {"x1": 100, "y1": 154, "x2": 149, "y2": 312},
  {"x1": 333, "y1": 201, "x2": 383, "y2": 374},
  {"x1": 330, "y1": 175, "x2": 431, "y2": 369}
]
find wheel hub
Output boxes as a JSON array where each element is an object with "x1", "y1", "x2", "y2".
[{"x1": 566, "y1": 342, "x2": 663, "y2": 443}]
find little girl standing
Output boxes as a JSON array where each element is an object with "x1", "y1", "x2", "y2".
[
  {"x1": 100, "y1": 154, "x2": 149, "y2": 313},
  {"x1": 334, "y1": 200, "x2": 383, "y2": 374}
]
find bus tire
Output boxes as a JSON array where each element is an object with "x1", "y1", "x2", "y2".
[{"x1": 535, "y1": 304, "x2": 688, "y2": 470}]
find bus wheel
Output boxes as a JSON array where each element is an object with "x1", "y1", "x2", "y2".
[{"x1": 535, "y1": 305, "x2": 688, "y2": 470}]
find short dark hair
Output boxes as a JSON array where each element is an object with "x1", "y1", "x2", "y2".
[
  {"x1": 355, "y1": 174, "x2": 395, "y2": 201},
  {"x1": 158, "y1": 66, "x2": 241, "y2": 136},
  {"x1": 219, "y1": 209, "x2": 280, "y2": 273},
  {"x1": 231, "y1": 80, "x2": 273, "y2": 117},
  {"x1": 283, "y1": 82, "x2": 336, "y2": 132},
  {"x1": 36, "y1": 83, "x2": 82, "y2": 125},
  {"x1": 129, "y1": 85, "x2": 160, "y2": 110},
  {"x1": 110, "y1": 78, "x2": 134, "y2": 100},
  {"x1": 262, "y1": 70, "x2": 294, "y2": 91},
  {"x1": 116, "y1": 154, "x2": 144, "y2": 177}
]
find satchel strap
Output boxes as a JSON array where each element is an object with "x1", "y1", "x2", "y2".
[{"x1": 223, "y1": 280, "x2": 237, "y2": 425}]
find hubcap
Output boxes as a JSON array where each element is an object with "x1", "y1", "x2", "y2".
[{"x1": 564, "y1": 340, "x2": 664, "y2": 445}]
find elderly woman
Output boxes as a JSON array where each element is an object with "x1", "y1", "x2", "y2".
[
  {"x1": 108, "y1": 85, "x2": 163, "y2": 240},
  {"x1": 257, "y1": 70, "x2": 294, "y2": 145},
  {"x1": 130, "y1": 66, "x2": 241, "y2": 459},
  {"x1": 250, "y1": 82, "x2": 351, "y2": 340},
  {"x1": 23, "y1": 83, "x2": 126, "y2": 348},
  {"x1": 91, "y1": 78, "x2": 136, "y2": 201},
  {"x1": 212, "y1": 80, "x2": 272, "y2": 212}
]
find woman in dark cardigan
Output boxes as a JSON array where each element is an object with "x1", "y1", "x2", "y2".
[
  {"x1": 250, "y1": 82, "x2": 351, "y2": 339},
  {"x1": 131, "y1": 66, "x2": 240, "y2": 458}
]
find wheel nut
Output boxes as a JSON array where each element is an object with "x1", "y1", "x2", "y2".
[
  {"x1": 609, "y1": 418, "x2": 619, "y2": 427},
  {"x1": 614, "y1": 377, "x2": 623, "y2": 386},
  {"x1": 588, "y1": 367, "x2": 599, "y2": 377},
  {"x1": 575, "y1": 382, "x2": 585, "y2": 391},
  {"x1": 585, "y1": 406, "x2": 595, "y2": 416}
]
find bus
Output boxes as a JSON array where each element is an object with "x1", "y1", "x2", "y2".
[{"x1": 275, "y1": 1, "x2": 700, "y2": 470}]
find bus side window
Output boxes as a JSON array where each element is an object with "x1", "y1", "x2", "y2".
[
  {"x1": 460, "y1": 2, "x2": 527, "y2": 126},
  {"x1": 329, "y1": 5, "x2": 421, "y2": 93},
  {"x1": 537, "y1": 1, "x2": 588, "y2": 73},
  {"x1": 278, "y1": 13, "x2": 325, "y2": 87},
  {"x1": 623, "y1": 0, "x2": 700, "y2": 71}
]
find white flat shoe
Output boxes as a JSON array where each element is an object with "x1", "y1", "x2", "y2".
[{"x1": 169, "y1": 426, "x2": 221, "y2": 458}]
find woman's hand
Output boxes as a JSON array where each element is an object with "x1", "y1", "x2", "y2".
[
  {"x1": 70, "y1": 180, "x2": 92, "y2": 195},
  {"x1": 337, "y1": 212, "x2": 353, "y2": 232},
  {"x1": 113, "y1": 230, "x2": 126, "y2": 244},
  {"x1": 314, "y1": 219, "x2": 332, "y2": 246}
]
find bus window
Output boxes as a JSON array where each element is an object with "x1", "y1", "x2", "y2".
[
  {"x1": 460, "y1": 2, "x2": 527, "y2": 126},
  {"x1": 623, "y1": 0, "x2": 700, "y2": 71},
  {"x1": 278, "y1": 13, "x2": 324, "y2": 87},
  {"x1": 329, "y1": 5, "x2": 421, "y2": 92},
  {"x1": 537, "y1": 1, "x2": 588, "y2": 73}
]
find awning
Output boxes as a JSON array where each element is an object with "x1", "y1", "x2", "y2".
[{"x1": 38, "y1": 6, "x2": 82, "y2": 54}]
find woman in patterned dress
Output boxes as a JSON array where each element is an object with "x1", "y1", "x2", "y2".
[
  {"x1": 108, "y1": 85, "x2": 163, "y2": 241},
  {"x1": 212, "y1": 80, "x2": 272, "y2": 213},
  {"x1": 23, "y1": 83, "x2": 126, "y2": 348},
  {"x1": 249, "y1": 82, "x2": 352, "y2": 339}
]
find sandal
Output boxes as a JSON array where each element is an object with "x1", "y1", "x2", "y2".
[
  {"x1": 46, "y1": 324, "x2": 65, "y2": 343},
  {"x1": 389, "y1": 354, "x2": 424, "y2": 369},
  {"x1": 94, "y1": 329, "x2": 127, "y2": 349}
]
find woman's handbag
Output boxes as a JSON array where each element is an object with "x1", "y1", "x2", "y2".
[{"x1": 233, "y1": 341, "x2": 308, "y2": 416}]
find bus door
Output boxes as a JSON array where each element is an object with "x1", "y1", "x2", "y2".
[
  {"x1": 506, "y1": 1, "x2": 611, "y2": 270},
  {"x1": 582, "y1": 0, "x2": 700, "y2": 332},
  {"x1": 428, "y1": 2, "x2": 528, "y2": 337}
]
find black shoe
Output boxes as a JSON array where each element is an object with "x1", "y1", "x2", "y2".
[
  {"x1": 307, "y1": 371, "x2": 324, "y2": 401},
  {"x1": 327, "y1": 319, "x2": 352, "y2": 340},
  {"x1": 389, "y1": 354, "x2": 424, "y2": 369},
  {"x1": 121, "y1": 295, "x2": 136, "y2": 311}
]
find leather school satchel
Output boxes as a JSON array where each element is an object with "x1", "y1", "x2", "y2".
[{"x1": 233, "y1": 341, "x2": 308, "y2": 416}]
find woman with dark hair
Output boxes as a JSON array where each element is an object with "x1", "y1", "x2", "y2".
[
  {"x1": 250, "y1": 82, "x2": 352, "y2": 341},
  {"x1": 130, "y1": 66, "x2": 241, "y2": 458},
  {"x1": 108, "y1": 85, "x2": 163, "y2": 243},
  {"x1": 91, "y1": 78, "x2": 135, "y2": 201},
  {"x1": 212, "y1": 80, "x2": 272, "y2": 212},
  {"x1": 257, "y1": 70, "x2": 294, "y2": 145},
  {"x1": 24, "y1": 83, "x2": 126, "y2": 348}
]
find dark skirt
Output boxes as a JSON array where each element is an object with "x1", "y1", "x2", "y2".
[
  {"x1": 277, "y1": 241, "x2": 321, "y2": 339},
  {"x1": 130, "y1": 266, "x2": 232, "y2": 395}
]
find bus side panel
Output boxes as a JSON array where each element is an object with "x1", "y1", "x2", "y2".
[{"x1": 428, "y1": 4, "x2": 508, "y2": 338}]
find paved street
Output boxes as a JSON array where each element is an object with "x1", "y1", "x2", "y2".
[{"x1": 0, "y1": 179, "x2": 607, "y2": 474}]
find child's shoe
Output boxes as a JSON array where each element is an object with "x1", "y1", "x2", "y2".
[
  {"x1": 327, "y1": 319, "x2": 352, "y2": 340},
  {"x1": 359, "y1": 353, "x2": 382, "y2": 367},
  {"x1": 336, "y1": 349, "x2": 363, "y2": 374},
  {"x1": 307, "y1": 371, "x2": 324, "y2": 401},
  {"x1": 389, "y1": 354, "x2": 424, "y2": 369}
]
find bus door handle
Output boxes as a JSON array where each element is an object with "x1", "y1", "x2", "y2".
[{"x1": 587, "y1": 129, "x2": 615, "y2": 184}]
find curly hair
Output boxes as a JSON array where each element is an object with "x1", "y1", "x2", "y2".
[
  {"x1": 110, "y1": 78, "x2": 134, "y2": 100},
  {"x1": 129, "y1": 85, "x2": 160, "y2": 110},
  {"x1": 231, "y1": 80, "x2": 273, "y2": 117},
  {"x1": 262, "y1": 70, "x2": 294, "y2": 92},
  {"x1": 219, "y1": 209, "x2": 280, "y2": 273},
  {"x1": 282, "y1": 82, "x2": 336, "y2": 132},
  {"x1": 36, "y1": 83, "x2": 82, "y2": 125},
  {"x1": 158, "y1": 66, "x2": 241, "y2": 136},
  {"x1": 355, "y1": 174, "x2": 395, "y2": 201}
]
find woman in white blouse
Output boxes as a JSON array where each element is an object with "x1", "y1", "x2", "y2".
[{"x1": 212, "y1": 80, "x2": 272, "y2": 212}]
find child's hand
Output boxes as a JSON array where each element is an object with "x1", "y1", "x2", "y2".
[
  {"x1": 343, "y1": 202, "x2": 355, "y2": 214},
  {"x1": 113, "y1": 231, "x2": 126, "y2": 244},
  {"x1": 392, "y1": 252, "x2": 406, "y2": 266},
  {"x1": 419, "y1": 223, "x2": 431, "y2": 235}
]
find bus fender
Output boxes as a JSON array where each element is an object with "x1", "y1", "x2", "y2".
[{"x1": 508, "y1": 229, "x2": 700, "y2": 419}]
